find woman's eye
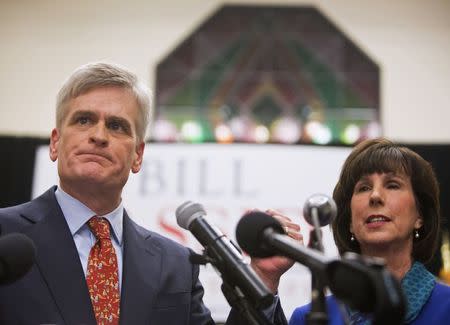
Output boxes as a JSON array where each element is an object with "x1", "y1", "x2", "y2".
[
  {"x1": 355, "y1": 184, "x2": 370, "y2": 192},
  {"x1": 387, "y1": 182, "x2": 400, "y2": 189}
]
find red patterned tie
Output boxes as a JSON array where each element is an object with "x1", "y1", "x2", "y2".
[{"x1": 86, "y1": 217, "x2": 120, "y2": 325}]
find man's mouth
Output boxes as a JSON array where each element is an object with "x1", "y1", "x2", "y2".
[
  {"x1": 78, "y1": 152, "x2": 111, "y2": 162},
  {"x1": 78, "y1": 152, "x2": 112, "y2": 161}
]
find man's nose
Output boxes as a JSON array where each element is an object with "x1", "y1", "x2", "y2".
[{"x1": 89, "y1": 124, "x2": 109, "y2": 146}]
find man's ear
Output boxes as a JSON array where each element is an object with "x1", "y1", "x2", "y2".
[
  {"x1": 49, "y1": 128, "x2": 60, "y2": 162},
  {"x1": 131, "y1": 142, "x2": 145, "y2": 173}
]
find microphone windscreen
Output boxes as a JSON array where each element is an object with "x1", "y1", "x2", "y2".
[
  {"x1": 0, "y1": 233, "x2": 36, "y2": 285},
  {"x1": 327, "y1": 260, "x2": 375, "y2": 312},
  {"x1": 236, "y1": 211, "x2": 284, "y2": 258},
  {"x1": 175, "y1": 201, "x2": 206, "y2": 229}
]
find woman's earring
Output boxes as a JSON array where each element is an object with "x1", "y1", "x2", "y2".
[
  {"x1": 350, "y1": 233, "x2": 355, "y2": 242},
  {"x1": 414, "y1": 229, "x2": 420, "y2": 239}
]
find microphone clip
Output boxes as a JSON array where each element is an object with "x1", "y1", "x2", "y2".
[{"x1": 189, "y1": 250, "x2": 215, "y2": 265}]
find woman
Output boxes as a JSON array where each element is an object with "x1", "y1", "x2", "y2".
[{"x1": 290, "y1": 138, "x2": 450, "y2": 324}]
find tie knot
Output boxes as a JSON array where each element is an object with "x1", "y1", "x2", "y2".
[{"x1": 88, "y1": 217, "x2": 111, "y2": 240}]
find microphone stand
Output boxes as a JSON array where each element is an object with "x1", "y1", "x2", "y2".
[
  {"x1": 190, "y1": 252, "x2": 273, "y2": 325},
  {"x1": 221, "y1": 281, "x2": 273, "y2": 325},
  {"x1": 305, "y1": 208, "x2": 329, "y2": 325}
]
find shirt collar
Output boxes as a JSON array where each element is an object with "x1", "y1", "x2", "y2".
[{"x1": 55, "y1": 186, "x2": 123, "y2": 245}]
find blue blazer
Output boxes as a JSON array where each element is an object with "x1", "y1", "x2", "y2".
[
  {"x1": 289, "y1": 282, "x2": 450, "y2": 325},
  {"x1": 0, "y1": 187, "x2": 213, "y2": 324}
]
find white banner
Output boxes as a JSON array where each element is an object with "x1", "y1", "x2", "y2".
[{"x1": 33, "y1": 143, "x2": 351, "y2": 321}]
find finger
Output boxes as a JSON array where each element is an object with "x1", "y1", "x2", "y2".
[
  {"x1": 281, "y1": 220, "x2": 301, "y2": 232},
  {"x1": 243, "y1": 208, "x2": 255, "y2": 215},
  {"x1": 279, "y1": 223, "x2": 303, "y2": 244},
  {"x1": 283, "y1": 224, "x2": 302, "y2": 237},
  {"x1": 264, "y1": 209, "x2": 291, "y2": 220},
  {"x1": 271, "y1": 215, "x2": 301, "y2": 232},
  {"x1": 265, "y1": 209, "x2": 291, "y2": 220},
  {"x1": 262, "y1": 209, "x2": 303, "y2": 241},
  {"x1": 243, "y1": 208, "x2": 263, "y2": 216},
  {"x1": 285, "y1": 230, "x2": 303, "y2": 243}
]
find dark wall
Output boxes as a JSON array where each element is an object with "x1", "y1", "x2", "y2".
[
  {"x1": 408, "y1": 144, "x2": 450, "y2": 230},
  {"x1": 0, "y1": 136, "x2": 49, "y2": 208},
  {"x1": 406, "y1": 144, "x2": 450, "y2": 274}
]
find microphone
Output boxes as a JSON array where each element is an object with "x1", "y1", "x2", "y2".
[
  {"x1": 176, "y1": 201, "x2": 274, "y2": 309},
  {"x1": 303, "y1": 194, "x2": 337, "y2": 252},
  {"x1": 236, "y1": 212, "x2": 405, "y2": 324},
  {"x1": 303, "y1": 194, "x2": 337, "y2": 227},
  {"x1": 236, "y1": 211, "x2": 329, "y2": 268},
  {"x1": 0, "y1": 233, "x2": 36, "y2": 285}
]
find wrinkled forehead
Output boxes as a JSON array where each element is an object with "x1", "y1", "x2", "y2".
[{"x1": 59, "y1": 86, "x2": 138, "y2": 122}]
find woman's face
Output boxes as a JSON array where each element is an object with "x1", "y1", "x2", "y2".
[{"x1": 350, "y1": 172, "x2": 423, "y2": 254}]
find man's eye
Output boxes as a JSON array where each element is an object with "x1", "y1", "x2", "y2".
[
  {"x1": 78, "y1": 117, "x2": 89, "y2": 124},
  {"x1": 109, "y1": 121, "x2": 123, "y2": 131}
]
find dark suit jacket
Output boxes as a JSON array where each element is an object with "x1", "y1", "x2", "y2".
[{"x1": 0, "y1": 186, "x2": 214, "y2": 325}]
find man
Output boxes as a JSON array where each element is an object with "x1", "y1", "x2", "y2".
[{"x1": 0, "y1": 62, "x2": 299, "y2": 324}]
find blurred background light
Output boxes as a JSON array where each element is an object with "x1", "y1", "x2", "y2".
[
  {"x1": 151, "y1": 118, "x2": 178, "y2": 142},
  {"x1": 363, "y1": 121, "x2": 382, "y2": 139},
  {"x1": 180, "y1": 120, "x2": 205, "y2": 143},
  {"x1": 304, "y1": 121, "x2": 332, "y2": 145},
  {"x1": 270, "y1": 117, "x2": 302, "y2": 144},
  {"x1": 229, "y1": 116, "x2": 255, "y2": 142},
  {"x1": 254, "y1": 125, "x2": 270, "y2": 143},
  {"x1": 341, "y1": 123, "x2": 361, "y2": 145},
  {"x1": 215, "y1": 123, "x2": 234, "y2": 143}
]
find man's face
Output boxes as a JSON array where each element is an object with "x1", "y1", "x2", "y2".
[{"x1": 49, "y1": 86, "x2": 145, "y2": 195}]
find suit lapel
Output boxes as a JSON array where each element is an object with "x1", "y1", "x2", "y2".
[
  {"x1": 22, "y1": 187, "x2": 96, "y2": 324},
  {"x1": 119, "y1": 213, "x2": 161, "y2": 324}
]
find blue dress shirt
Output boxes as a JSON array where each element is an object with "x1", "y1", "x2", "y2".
[{"x1": 55, "y1": 187, "x2": 124, "y2": 290}]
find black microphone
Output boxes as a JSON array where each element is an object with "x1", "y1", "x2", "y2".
[
  {"x1": 176, "y1": 201, "x2": 274, "y2": 309},
  {"x1": 236, "y1": 211, "x2": 330, "y2": 270},
  {"x1": 236, "y1": 212, "x2": 405, "y2": 324},
  {"x1": 0, "y1": 233, "x2": 36, "y2": 285}
]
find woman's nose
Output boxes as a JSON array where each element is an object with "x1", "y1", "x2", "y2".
[{"x1": 369, "y1": 186, "x2": 384, "y2": 206}]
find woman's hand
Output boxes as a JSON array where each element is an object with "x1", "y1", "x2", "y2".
[{"x1": 249, "y1": 209, "x2": 303, "y2": 293}]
